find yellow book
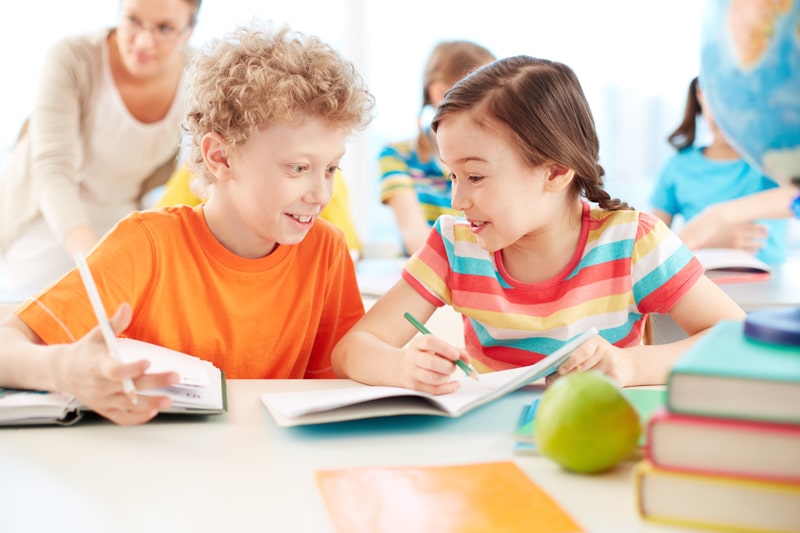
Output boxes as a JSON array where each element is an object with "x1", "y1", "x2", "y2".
[{"x1": 635, "y1": 460, "x2": 800, "y2": 532}]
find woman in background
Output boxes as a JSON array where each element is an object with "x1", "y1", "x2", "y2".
[
  {"x1": 649, "y1": 76, "x2": 786, "y2": 264},
  {"x1": 0, "y1": 0, "x2": 201, "y2": 297},
  {"x1": 378, "y1": 40, "x2": 495, "y2": 255}
]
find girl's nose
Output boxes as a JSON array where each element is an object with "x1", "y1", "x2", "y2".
[{"x1": 451, "y1": 182, "x2": 469, "y2": 211}]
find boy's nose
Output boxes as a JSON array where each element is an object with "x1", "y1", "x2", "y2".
[{"x1": 307, "y1": 173, "x2": 332, "y2": 206}]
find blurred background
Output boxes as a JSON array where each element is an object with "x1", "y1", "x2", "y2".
[{"x1": 0, "y1": 0, "x2": 706, "y2": 250}]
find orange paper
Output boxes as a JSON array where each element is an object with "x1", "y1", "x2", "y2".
[{"x1": 316, "y1": 461, "x2": 584, "y2": 533}]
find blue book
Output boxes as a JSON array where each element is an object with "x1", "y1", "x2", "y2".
[
  {"x1": 512, "y1": 387, "x2": 664, "y2": 455},
  {"x1": 667, "y1": 320, "x2": 800, "y2": 424}
]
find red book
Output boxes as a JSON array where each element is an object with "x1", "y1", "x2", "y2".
[{"x1": 645, "y1": 407, "x2": 800, "y2": 483}]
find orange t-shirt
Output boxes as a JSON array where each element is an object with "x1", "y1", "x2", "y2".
[{"x1": 16, "y1": 205, "x2": 364, "y2": 379}]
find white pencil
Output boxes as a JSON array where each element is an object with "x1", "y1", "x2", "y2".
[{"x1": 74, "y1": 251, "x2": 137, "y2": 403}]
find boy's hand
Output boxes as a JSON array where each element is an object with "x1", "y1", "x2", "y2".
[
  {"x1": 546, "y1": 334, "x2": 633, "y2": 387},
  {"x1": 53, "y1": 303, "x2": 179, "y2": 425},
  {"x1": 401, "y1": 334, "x2": 468, "y2": 395}
]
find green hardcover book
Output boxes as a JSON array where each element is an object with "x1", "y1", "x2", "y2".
[{"x1": 667, "y1": 320, "x2": 800, "y2": 424}]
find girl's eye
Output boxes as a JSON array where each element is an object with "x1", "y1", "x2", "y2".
[
  {"x1": 468, "y1": 175, "x2": 483, "y2": 183},
  {"x1": 448, "y1": 172, "x2": 457, "y2": 182}
]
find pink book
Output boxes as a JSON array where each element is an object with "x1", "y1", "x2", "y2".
[{"x1": 645, "y1": 408, "x2": 800, "y2": 483}]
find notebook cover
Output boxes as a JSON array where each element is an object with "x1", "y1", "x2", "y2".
[{"x1": 316, "y1": 461, "x2": 584, "y2": 533}]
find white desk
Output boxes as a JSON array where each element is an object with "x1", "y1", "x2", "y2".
[{"x1": 0, "y1": 380, "x2": 686, "y2": 533}]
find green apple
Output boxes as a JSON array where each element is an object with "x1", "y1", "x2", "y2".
[{"x1": 534, "y1": 371, "x2": 640, "y2": 474}]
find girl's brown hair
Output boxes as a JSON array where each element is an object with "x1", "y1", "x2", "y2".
[
  {"x1": 667, "y1": 76, "x2": 700, "y2": 151},
  {"x1": 416, "y1": 40, "x2": 495, "y2": 162},
  {"x1": 432, "y1": 55, "x2": 630, "y2": 211}
]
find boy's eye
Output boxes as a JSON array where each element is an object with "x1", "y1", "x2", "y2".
[
  {"x1": 290, "y1": 164, "x2": 308, "y2": 174},
  {"x1": 325, "y1": 165, "x2": 340, "y2": 175}
]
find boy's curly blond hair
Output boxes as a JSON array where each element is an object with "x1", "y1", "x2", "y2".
[{"x1": 184, "y1": 21, "x2": 375, "y2": 185}]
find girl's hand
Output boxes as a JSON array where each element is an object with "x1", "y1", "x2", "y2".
[
  {"x1": 53, "y1": 303, "x2": 179, "y2": 425},
  {"x1": 545, "y1": 334, "x2": 634, "y2": 387},
  {"x1": 730, "y1": 222, "x2": 767, "y2": 255},
  {"x1": 400, "y1": 334, "x2": 471, "y2": 395}
]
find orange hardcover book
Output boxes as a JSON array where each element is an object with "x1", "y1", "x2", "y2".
[{"x1": 316, "y1": 461, "x2": 584, "y2": 533}]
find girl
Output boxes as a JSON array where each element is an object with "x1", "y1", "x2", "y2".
[
  {"x1": 650, "y1": 76, "x2": 786, "y2": 264},
  {"x1": 333, "y1": 56, "x2": 744, "y2": 393},
  {"x1": 378, "y1": 40, "x2": 495, "y2": 255},
  {"x1": 0, "y1": 0, "x2": 201, "y2": 297}
]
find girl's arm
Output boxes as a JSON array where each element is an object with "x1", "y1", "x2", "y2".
[
  {"x1": 332, "y1": 280, "x2": 467, "y2": 394},
  {"x1": 386, "y1": 191, "x2": 433, "y2": 256},
  {"x1": 651, "y1": 208, "x2": 673, "y2": 228},
  {"x1": 554, "y1": 276, "x2": 745, "y2": 386},
  {"x1": 679, "y1": 186, "x2": 798, "y2": 250}
]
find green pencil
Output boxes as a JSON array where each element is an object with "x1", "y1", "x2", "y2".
[{"x1": 403, "y1": 311, "x2": 479, "y2": 381}]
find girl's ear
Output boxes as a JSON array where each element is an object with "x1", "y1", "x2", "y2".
[
  {"x1": 544, "y1": 162, "x2": 575, "y2": 192},
  {"x1": 201, "y1": 132, "x2": 233, "y2": 182}
]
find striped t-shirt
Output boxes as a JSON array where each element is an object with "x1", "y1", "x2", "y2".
[
  {"x1": 378, "y1": 140, "x2": 461, "y2": 225},
  {"x1": 402, "y1": 203, "x2": 703, "y2": 372}
]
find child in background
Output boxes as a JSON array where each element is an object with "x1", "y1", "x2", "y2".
[
  {"x1": 0, "y1": 22, "x2": 374, "y2": 425},
  {"x1": 650, "y1": 76, "x2": 786, "y2": 264},
  {"x1": 153, "y1": 162, "x2": 363, "y2": 256},
  {"x1": 333, "y1": 56, "x2": 744, "y2": 394},
  {"x1": 379, "y1": 40, "x2": 495, "y2": 255}
]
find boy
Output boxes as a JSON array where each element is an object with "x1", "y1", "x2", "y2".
[{"x1": 0, "y1": 22, "x2": 375, "y2": 425}]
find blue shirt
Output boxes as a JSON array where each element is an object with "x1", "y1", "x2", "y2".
[{"x1": 650, "y1": 146, "x2": 786, "y2": 264}]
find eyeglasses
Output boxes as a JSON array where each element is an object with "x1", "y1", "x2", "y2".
[{"x1": 120, "y1": 15, "x2": 191, "y2": 44}]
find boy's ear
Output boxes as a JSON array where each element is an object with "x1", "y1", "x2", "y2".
[
  {"x1": 201, "y1": 132, "x2": 232, "y2": 181},
  {"x1": 543, "y1": 162, "x2": 575, "y2": 192}
]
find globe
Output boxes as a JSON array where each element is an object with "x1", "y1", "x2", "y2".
[{"x1": 699, "y1": 0, "x2": 800, "y2": 185}]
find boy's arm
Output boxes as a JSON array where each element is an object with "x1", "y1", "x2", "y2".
[
  {"x1": 0, "y1": 315, "x2": 60, "y2": 391},
  {"x1": 0, "y1": 308, "x2": 177, "y2": 425}
]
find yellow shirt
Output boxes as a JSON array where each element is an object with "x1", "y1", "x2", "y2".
[{"x1": 155, "y1": 165, "x2": 361, "y2": 252}]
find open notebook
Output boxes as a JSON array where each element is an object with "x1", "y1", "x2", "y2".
[
  {"x1": 0, "y1": 338, "x2": 227, "y2": 426},
  {"x1": 694, "y1": 248, "x2": 771, "y2": 284},
  {"x1": 261, "y1": 328, "x2": 597, "y2": 427}
]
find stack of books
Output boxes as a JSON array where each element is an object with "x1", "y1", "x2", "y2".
[{"x1": 635, "y1": 320, "x2": 800, "y2": 532}]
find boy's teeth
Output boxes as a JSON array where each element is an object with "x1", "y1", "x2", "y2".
[{"x1": 292, "y1": 215, "x2": 312, "y2": 223}]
